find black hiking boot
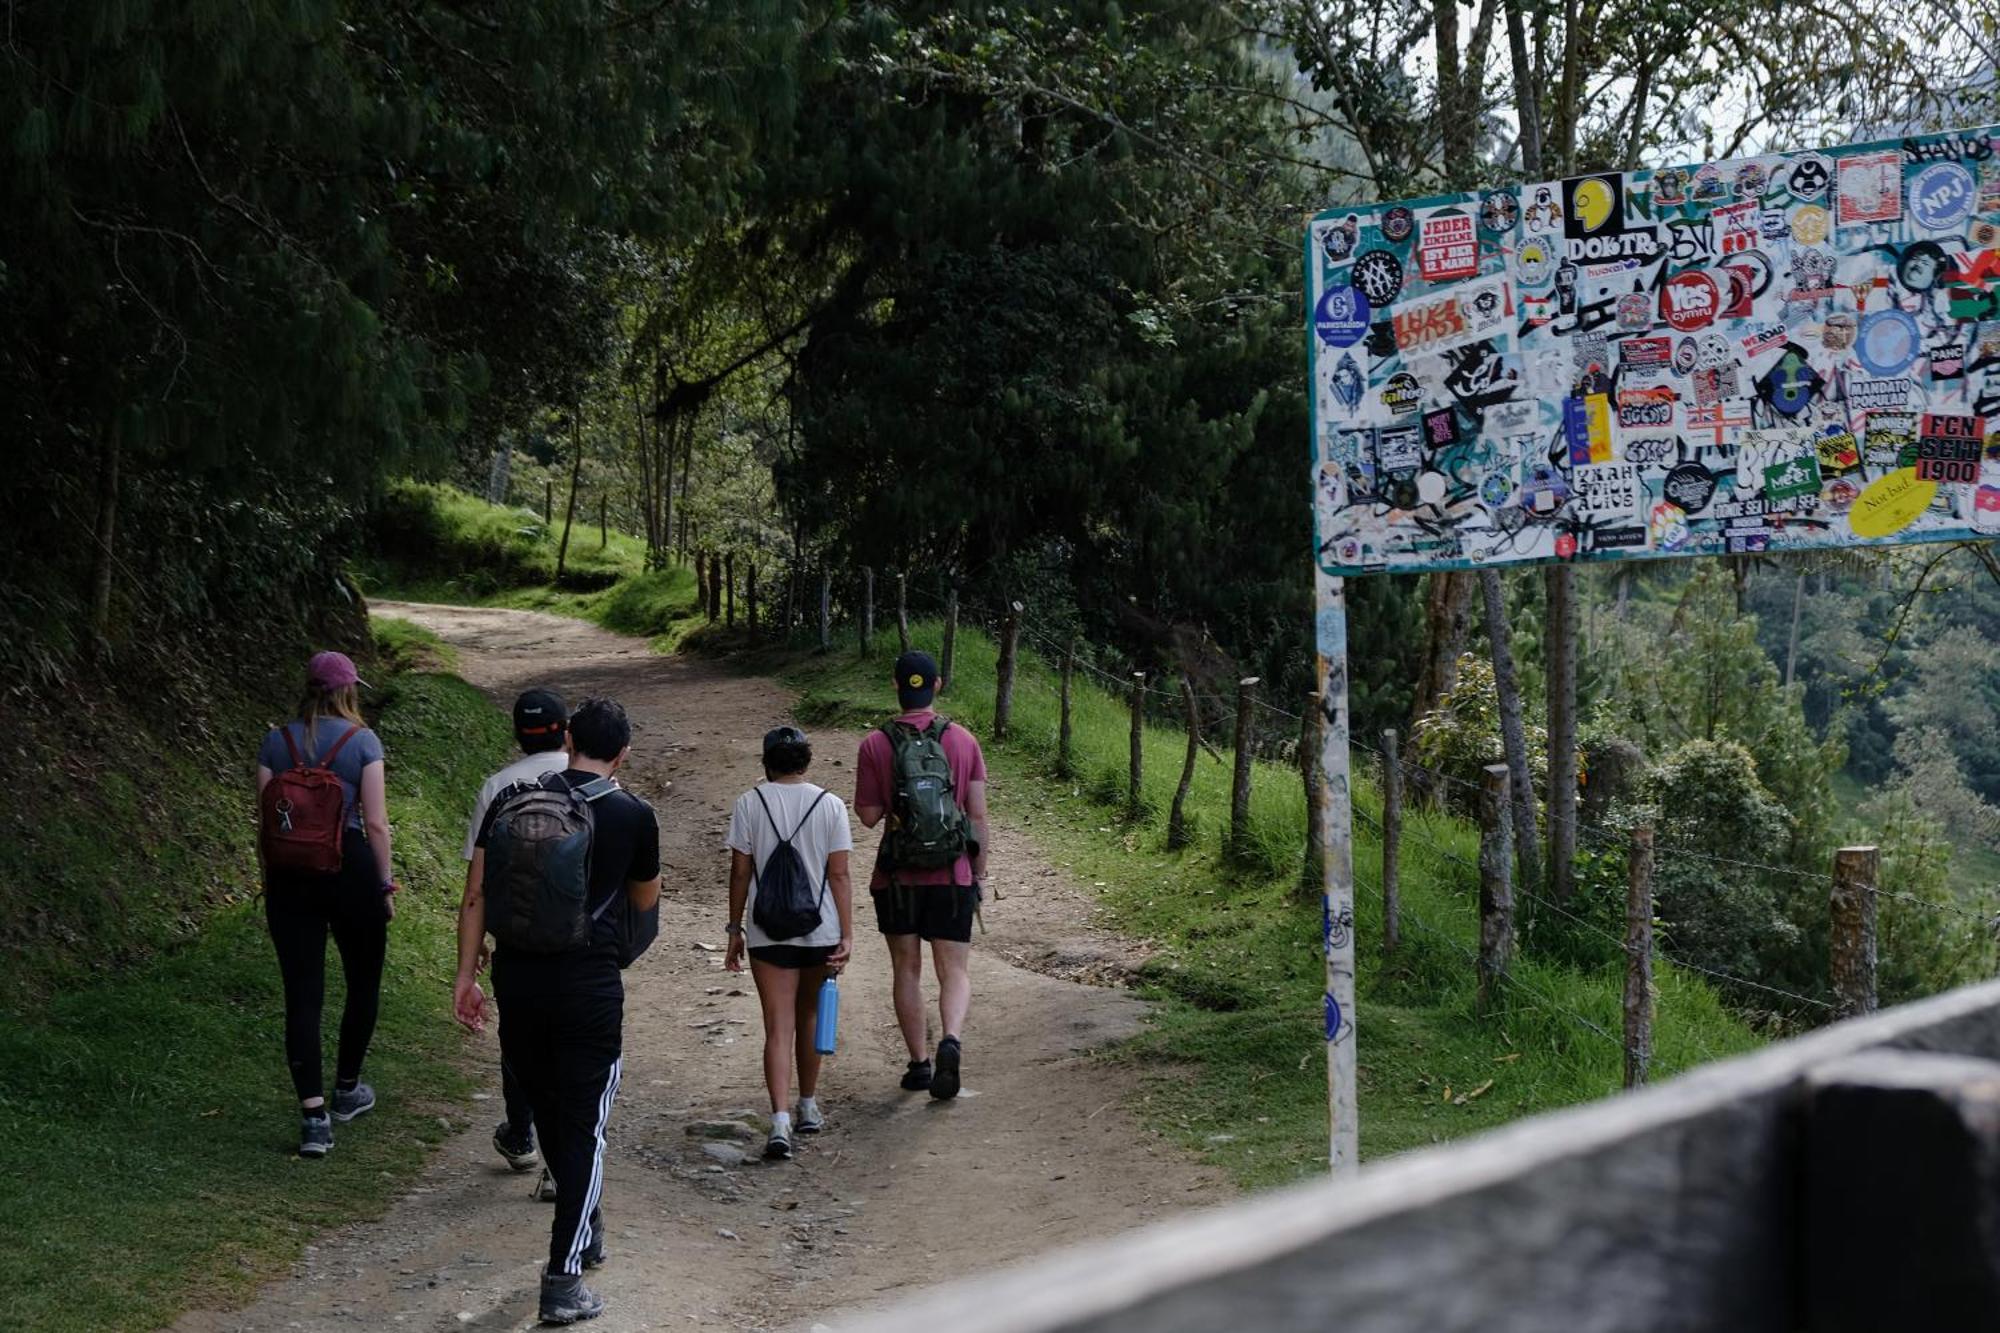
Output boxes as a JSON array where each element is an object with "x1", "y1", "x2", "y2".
[
  {"x1": 931, "y1": 1037, "x2": 962, "y2": 1101},
  {"x1": 900, "y1": 1058, "x2": 933, "y2": 1092},
  {"x1": 539, "y1": 1272, "x2": 605, "y2": 1325},
  {"x1": 329, "y1": 1083, "x2": 376, "y2": 1122}
]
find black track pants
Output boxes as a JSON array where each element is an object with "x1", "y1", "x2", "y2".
[
  {"x1": 496, "y1": 972, "x2": 622, "y2": 1276},
  {"x1": 501, "y1": 1057, "x2": 535, "y2": 1139},
  {"x1": 265, "y1": 829, "x2": 389, "y2": 1104}
]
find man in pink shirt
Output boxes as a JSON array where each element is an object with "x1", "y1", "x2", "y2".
[{"x1": 854, "y1": 650, "x2": 990, "y2": 1099}]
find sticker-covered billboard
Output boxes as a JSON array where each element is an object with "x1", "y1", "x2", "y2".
[{"x1": 1307, "y1": 127, "x2": 2000, "y2": 574}]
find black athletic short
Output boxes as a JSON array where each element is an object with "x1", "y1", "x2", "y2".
[
  {"x1": 748, "y1": 944, "x2": 837, "y2": 969},
  {"x1": 871, "y1": 883, "x2": 980, "y2": 943}
]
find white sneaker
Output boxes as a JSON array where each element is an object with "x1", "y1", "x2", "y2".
[
  {"x1": 764, "y1": 1124, "x2": 794, "y2": 1160},
  {"x1": 795, "y1": 1099, "x2": 826, "y2": 1134}
]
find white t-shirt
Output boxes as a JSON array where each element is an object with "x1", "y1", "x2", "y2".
[
  {"x1": 725, "y1": 781, "x2": 854, "y2": 947},
  {"x1": 462, "y1": 750, "x2": 572, "y2": 860}
]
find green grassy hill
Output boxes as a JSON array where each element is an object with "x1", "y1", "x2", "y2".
[{"x1": 0, "y1": 619, "x2": 511, "y2": 1331}]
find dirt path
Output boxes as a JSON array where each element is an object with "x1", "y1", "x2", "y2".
[{"x1": 172, "y1": 602, "x2": 1225, "y2": 1333}]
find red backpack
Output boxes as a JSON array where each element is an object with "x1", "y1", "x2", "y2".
[{"x1": 260, "y1": 724, "x2": 362, "y2": 875}]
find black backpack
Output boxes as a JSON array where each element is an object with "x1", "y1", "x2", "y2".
[
  {"x1": 749, "y1": 785, "x2": 830, "y2": 940},
  {"x1": 483, "y1": 773, "x2": 623, "y2": 954}
]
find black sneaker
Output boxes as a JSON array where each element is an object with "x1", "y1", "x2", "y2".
[
  {"x1": 900, "y1": 1059, "x2": 933, "y2": 1092},
  {"x1": 299, "y1": 1113, "x2": 333, "y2": 1158},
  {"x1": 931, "y1": 1037, "x2": 962, "y2": 1101},
  {"x1": 329, "y1": 1083, "x2": 376, "y2": 1122},
  {"x1": 538, "y1": 1272, "x2": 605, "y2": 1325},
  {"x1": 494, "y1": 1121, "x2": 540, "y2": 1171}
]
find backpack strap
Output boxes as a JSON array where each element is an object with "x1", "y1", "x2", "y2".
[
  {"x1": 279, "y1": 725, "x2": 304, "y2": 769},
  {"x1": 318, "y1": 724, "x2": 363, "y2": 768},
  {"x1": 574, "y1": 776, "x2": 621, "y2": 803}
]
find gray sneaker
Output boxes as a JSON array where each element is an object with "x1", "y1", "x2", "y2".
[
  {"x1": 330, "y1": 1083, "x2": 376, "y2": 1122},
  {"x1": 299, "y1": 1114, "x2": 333, "y2": 1158},
  {"x1": 539, "y1": 1272, "x2": 605, "y2": 1325}
]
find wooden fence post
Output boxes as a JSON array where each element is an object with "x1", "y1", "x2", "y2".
[
  {"x1": 1128, "y1": 672, "x2": 1146, "y2": 817},
  {"x1": 1381, "y1": 727, "x2": 1403, "y2": 954},
  {"x1": 1832, "y1": 845, "x2": 1881, "y2": 1020},
  {"x1": 695, "y1": 550, "x2": 708, "y2": 613},
  {"x1": 861, "y1": 566, "x2": 875, "y2": 656},
  {"x1": 746, "y1": 560, "x2": 758, "y2": 633},
  {"x1": 993, "y1": 600, "x2": 1023, "y2": 741},
  {"x1": 544, "y1": 478, "x2": 553, "y2": 524},
  {"x1": 940, "y1": 585, "x2": 959, "y2": 696},
  {"x1": 1229, "y1": 677, "x2": 1259, "y2": 860},
  {"x1": 1625, "y1": 825, "x2": 1655, "y2": 1089},
  {"x1": 1299, "y1": 693, "x2": 1324, "y2": 901},
  {"x1": 818, "y1": 568, "x2": 832, "y2": 653},
  {"x1": 710, "y1": 550, "x2": 724, "y2": 621},
  {"x1": 725, "y1": 551, "x2": 736, "y2": 628},
  {"x1": 1057, "y1": 641, "x2": 1076, "y2": 779},
  {"x1": 598, "y1": 495, "x2": 607, "y2": 549},
  {"x1": 1477, "y1": 763, "x2": 1514, "y2": 1018},
  {"x1": 1169, "y1": 676, "x2": 1199, "y2": 849},
  {"x1": 897, "y1": 572, "x2": 910, "y2": 653}
]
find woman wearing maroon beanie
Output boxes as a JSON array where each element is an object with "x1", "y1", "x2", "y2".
[{"x1": 254, "y1": 650, "x2": 398, "y2": 1157}]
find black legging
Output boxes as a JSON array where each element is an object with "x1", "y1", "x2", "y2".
[{"x1": 266, "y1": 828, "x2": 389, "y2": 1103}]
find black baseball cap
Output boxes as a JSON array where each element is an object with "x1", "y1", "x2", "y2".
[
  {"x1": 895, "y1": 650, "x2": 940, "y2": 709},
  {"x1": 762, "y1": 724, "x2": 810, "y2": 757},
  {"x1": 512, "y1": 687, "x2": 569, "y2": 738}
]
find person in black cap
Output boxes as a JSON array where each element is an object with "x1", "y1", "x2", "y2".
[
  {"x1": 456, "y1": 687, "x2": 571, "y2": 1172},
  {"x1": 722, "y1": 725, "x2": 855, "y2": 1160},
  {"x1": 854, "y1": 650, "x2": 989, "y2": 1100}
]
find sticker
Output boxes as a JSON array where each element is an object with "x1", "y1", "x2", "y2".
[
  {"x1": 1848, "y1": 374, "x2": 1910, "y2": 410},
  {"x1": 1897, "y1": 242, "x2": 1948, "y2": 294},
  {"x1": 1714, "y1": 200, "x2": 1760, "y2": 257},
  {"x1": 1616, "y1": 286, "x2": 1653, "y2": 332},
  {"x1": 1838, "y1": 151, "x2": 1903, "y2": 226},
  {"x1": 1623, "y1": 435, "x2": 1677, "y2": 467},
  {"x1": 1381, "y1": 206, "x2": 1415, "y2": 242},
  {"x1": 1516, "y1": 237, "x2": 1554, "y2": 286},
  {"x1": 1849, "y1": 468, "x2": 1939, "y2": 537},
  {"x1": 1564, "y1": 392, "x2": 1613, "y2": 464},
  {"x1": 1351, "y1": 249, "x2": 1405, "y2": 306},
  {"x1": 1857, "y1": 310, "x2": 1923, "y2": 376},
  {"x1": 1791, "y1": 204, "x2": 1831, "y2": 245},
  {"x1": 1324, "y1": 992, "x2": 1344, "y2": 1042},
  {"x1": 1787, "y1": 154, "x2": 1833, "y2": 200},
  {"x1": 1391, "y1": 277, "x2": 1509, "y2": 357},
  {"x1": 1763, "y1": 453, "x2": 1823, "y2": 501},
  {"x1": 1822, "y1": 477, "x2": 1861, "y2": 513},
  {"x1": 1562, "y1": 173, "x2": 1659, "y2": 260},
  {"x1": 1617, "y1": 385, "x2": 1677, "y2": 429},
  {"x1": 1418, "y1": 209, "x2": 1481, "y2": 282},
  {"x1": 1816, "y1": 426, "x2": 1861, "y2": 473},
  {"x1": 1329, "y1": 353, "x2": 1365, "y2": 411},
  {"x1": 1522, "y1": 185, "x2": 1564, "y2": 231},
  {"x1": 1910, "y1": 163, "x2": 1976, "y2": 232},
  {"x1": 1672, "y1": 337, "x2": 1699, "y2": 374},
  {"x1": 1572, "y1": 461, "x2": 1641, "y2": 520},
  {"x1": 1380, "y1": 372, "x2": 1422, "y2": 416},
  {"x1": 1314, "y1": 284, "x2": 1372, "y2": 348},
  {"x1": 1754, "y1": 344, "x2": 1823, "y2": 417},
  {"x1": 1649, "y1": 500, "x2": 1691, "y2": 549},
  {"x1": 1318, "y1": 214, "x2": 1361, "y2": 262},
  {"x1": 1423, "y1": 408, "x2": 1459, "y2": 448},
  {"x1": 1481, "y1": 191, "x2": 1519, "y2": 233},
  {"x1": 1652, "y1": 167, "x2": 1689, "y2": 206},
  {"x1": 1623, "y1": 337, "x2": 1673, "y2": 372},
  {"x1": 1663, "y1": 462, "x2": 1718, "y2": 513},
  {"x1": 1822, "y1": 313, "x2": 1857, "y2": 352},
  {"x1": 1377, "y1": 423, "x2": 1422, "y2": 470},
  {"x1": 1661, "y1": 270, "x2": 1722, "y2": 331},
  {"x1": 1917, "y1": 414, "x2": 1985, "y2": 483},
  {"x1": 1933, "y1": 336, "x2": 1967, "y2": 380}
]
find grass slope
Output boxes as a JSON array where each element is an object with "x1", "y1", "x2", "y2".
[
  {"x1": 356, "y1": 481, "x2": 702, "y2": 649},
  {"x1": 0, "y1": 618, "x2": 513, "y2": 1331},
  {"x1": 772, "y1": 620, "x2": 1761, "y2": 1187}
]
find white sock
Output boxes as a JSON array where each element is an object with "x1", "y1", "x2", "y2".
[
  {"x1": 797, "y1": 1096, "x2": 819, "y2": 1117},
  {"x1": 771, "y1": 1110, "x2": 792, "y2": 1133}
]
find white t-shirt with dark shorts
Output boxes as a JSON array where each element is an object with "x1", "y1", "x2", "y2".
[{"x1": 725, "y1": 780, "x2": 853, "y2": 956}]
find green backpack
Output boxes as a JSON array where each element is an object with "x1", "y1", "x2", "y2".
[{"x1": 881, "y1": 717, "x2": 974, "y2": 873}]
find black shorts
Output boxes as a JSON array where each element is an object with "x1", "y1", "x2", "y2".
[
  {"x1": 748, "y1": 944, "x2": 836, "y2": 969},
  {"x1": 871, "y1": 883, "x2": 980, "y2": 943}
]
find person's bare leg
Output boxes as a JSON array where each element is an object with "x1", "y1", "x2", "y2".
[
  {"x1": 930, "y1": 939, "x2": 971, "y2": 1040},
  {"x1": 750, "y1": 958, "x2": 799, "y2": 1113},
  {"x1": 885, "y1": 933, "x2": 928, "y2": 1060},
  {"x1": 794, "y1": 964, "x2": 828, "y2": 1099}
]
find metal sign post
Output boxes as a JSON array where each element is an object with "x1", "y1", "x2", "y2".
[{"x1": 1314, "y1": 569, "x2": 1359, "y2": 1173}]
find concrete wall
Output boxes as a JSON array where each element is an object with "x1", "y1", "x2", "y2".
[{"x1": 852, "y1": 978, "x2": 2000, "y2": 1333}]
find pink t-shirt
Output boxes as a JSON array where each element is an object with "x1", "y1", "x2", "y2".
[{"x1": 855, "y1": 710, "x2": 986, "y2": 889}]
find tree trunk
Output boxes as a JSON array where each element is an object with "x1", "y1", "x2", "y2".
[
  {"x1": 1624, "y1": 826, "x2": 1655, "y2": 1089},
  {"x1": 87, "y1": 432, "x2": 121, "y2": 653},
  {"x1": 1831, "y1": 846, "x2": 1880, "y2": 1020},
  {"x1": 861, "y1": 566, "x2": 875, "y2": 656},
  {"x1": 1057, "y1": 642, "x2": 1076, "y2": 778},
  {"x1": 1409, "y1": 570, "x2": 1476, "y2": 801},
  {"x1": 747, "y1": 561, "x2": 758, "y2": 633},
  {"x1": 1168, "y1": 676, "x2": 1199, "y2": 850},
  {"x1": 1229, "y1": 677, "x2": 1259, "y2": 860},
  {"x1": 486, "y1": 444, "x2": 511, "y2": 505},
  {"x1": 1477, "y1": 763, "x2": 1515, "y2": 1018},
  {"x1": 1128, "y1": 673, "x2": 1146, "y2": 817},
  {"x1": 1544, "y1": 566, "x2": 1578, "y2": 903},
  {"x1": 1504, "y1": 0, "x2": 1543, "y2": 176},
  {"x1": 940, "y1": 585, "x2": 959, "y2": 696},
  {"x1": 725, "y1": 551, "x2": 736, "y2": 628},
  {"x1": 555, "y1": 414, "x2": 584, "y2": 583},
  {"x1": 1381, "y1": 727, "x2": 1404, "y2": 953},
  {"x1": 599, "y1": 495, "x2": 607, "y2": 549},
  {"x1": 993, "y1": 600, "x2": 1023, "y2": 741},
  {"x1": 818, "y1": 568, "x2": 832, "y2": 652},
  {"x1": 1480, "y1": 569, "x2": 1542, "y2": 900},
  {"x1": 708, "y1": 550, "x2": 723, "y2": 621},
  {"x1": 1785, "y1": 570, "x2": 1806, "y2": 688},
  {"x1": 897, "y1": 572, "x2": 910, "y2": 653}
]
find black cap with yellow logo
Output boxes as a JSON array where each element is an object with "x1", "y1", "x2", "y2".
[{"x1": 893, "y1": 650, "x2": 940, "y2": 709}]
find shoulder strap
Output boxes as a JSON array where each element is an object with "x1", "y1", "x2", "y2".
[
  {"x1": 279, "y1": 725, "x2": 304, "y2": 769},
  {"x1": 574, "y1": 776, "x2": 620, "y2": 803},
  {"x1": 926, "y1": 716, "x2": 952, "y2": 741},
  {"x1": 319, "y1": 724, "x2": 363, "y2": 768}
]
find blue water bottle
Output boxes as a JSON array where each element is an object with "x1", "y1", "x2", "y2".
[{"x1": 814, "y1": 976, "x2": 840, "y2": 1055}]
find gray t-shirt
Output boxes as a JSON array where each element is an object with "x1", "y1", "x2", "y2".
[{"x1": 257, "y1": 719, "x2": 385, "y2": 830}]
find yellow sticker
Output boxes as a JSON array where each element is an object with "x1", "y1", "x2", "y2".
[
  {"x1": 1791, "y1": 204, "x2": 1830, "y2": 245},
  {"x1": 908, "y1": 674, "x2": 925, "y2": 687},
  {"x1": 1849, "y1": 467, "x2": 1938, "y2": 538},
  {"x1": 1583, "y1": 393, "x2": 1613, "y2": 463}
]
